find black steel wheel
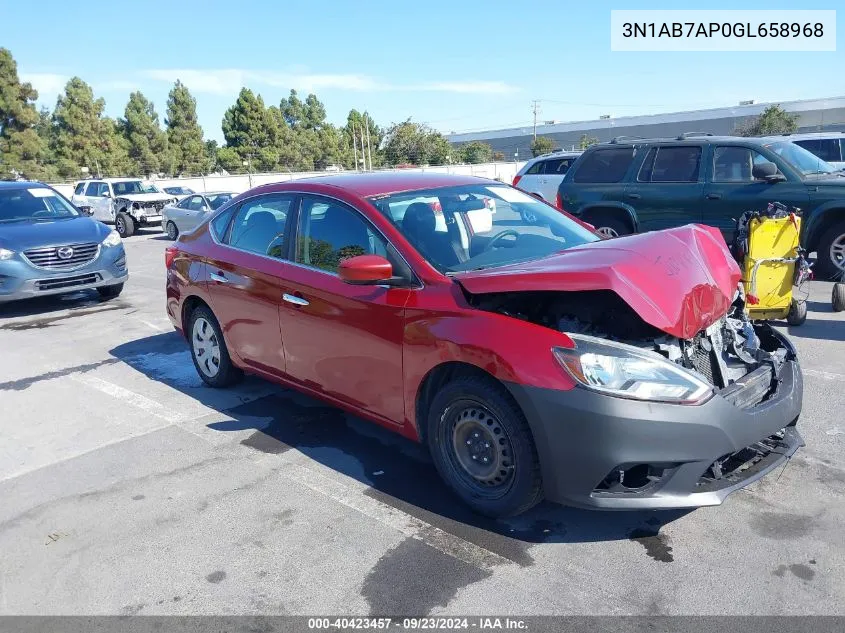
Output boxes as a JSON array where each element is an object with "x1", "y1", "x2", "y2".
[{"x1": 426, "y1": 374, "x2": 542, "y2": 517}]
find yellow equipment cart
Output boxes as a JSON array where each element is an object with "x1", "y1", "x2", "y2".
[{"x1": 734, "y1": 203, "x2": 810, "y2": 326}]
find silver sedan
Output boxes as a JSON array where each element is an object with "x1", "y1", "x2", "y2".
[{"x1": 162, "y1": 192, "x2": 236, "y2": 240}]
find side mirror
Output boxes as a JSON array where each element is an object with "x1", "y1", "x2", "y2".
[
  {"x1": 103, "y1": 190, "x2": 112, "y2": 198},
  {"x1": 338, "y1": 255, "x2": 395, "y2": 285},
  {"x1": 752, "y1": 163, "x2": 786, "y2": 183}
]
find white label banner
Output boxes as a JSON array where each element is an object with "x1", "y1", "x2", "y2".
[{"x1": 611, "y1": 10, "x2": 836, "y2": 51}]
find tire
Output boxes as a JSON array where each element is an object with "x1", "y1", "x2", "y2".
[
  {"x1": 187, "y1": 305, "x2": 243, "y2": 388},
  {"x1": 115, "y1": 212, "x2": 135, "y2": 238},
  {"x1": 426, "y1": 374, "x2": 542, "y2": 517},
  {"x1": 833, "y1": 283, "x2": 845, "y2": 312},
  {"x1": 815, "y1": 219, "x2": 845, "y2": 280},
  {"x1": 165, "y1": 221, "x2": 179, "y2": 240},
  {"x1": 786, "y1": 299, "x2": 807, "y2": 326},
  {"x1": 585, "y1": 211, "x2": 632, "y2": 239},
  {"x1": 97, "y1": 283, "x2": 124, "y2": 300}
]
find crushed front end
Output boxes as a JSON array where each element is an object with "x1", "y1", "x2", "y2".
[{"x1": 475, "y1": 288, "x2": 804, "y2": 510}]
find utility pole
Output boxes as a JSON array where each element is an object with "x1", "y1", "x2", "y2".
[
  {"x1": 352, "y1": 124, "x2": 358, "y2": 172},
  {"x1": 364, "y1": 114, "x2": 373, "y2": 171},
  {"x1": 359, "y1": 125, "x2": 367, "y2": 171},
  {"x1": 531, "y1": 100, "x2": 541, "y2": 140}
]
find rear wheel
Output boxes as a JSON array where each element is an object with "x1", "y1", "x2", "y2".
[
  {"x1": 815, "y1": 220, "x2": 845, "y2": 280},
  {"x1": 787, "y1": 299, "x2": 807, "y2": 326},
  {"x1": 115, "y1": 212, "x2": 135, "y2": 238},
  {"x1": 833, "y1": 283, "x2": 845, "y2": 312},
  {"x1": 426, "y1": 375, "x2": 542, "y2": 517},
  {"x1": 166, "y1": 221, "x2": 179, "y2": 240},
  {"x1": 188, "y1": 305, "x2": 243, "y2": 388},
  {"x1": 586, "y1": 211, "x2": 632, "y2": 239},
  {"x1": 97, "y1": 283, "x2": 123, "y2": 300}
]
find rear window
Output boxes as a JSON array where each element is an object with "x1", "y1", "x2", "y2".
[
  {"x1": 638, "y1": 146, "x2": 702, "y2": 183},
  {"x1": 74, "y1": 183, "x2": 85, "y2": 195},
  {"x1": 572, "y1": 148, "x2": 635, "y2": 183},
  {"x1": 794, "y1": 138, "x2": 842, "y2": 163},
  {"x1": 525, "y1": 161, "x2": 543, "y2": 175}
]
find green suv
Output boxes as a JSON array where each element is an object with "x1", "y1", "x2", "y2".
[{"x1": 557, "y1": 134, "x2": 845, "y2": 277}]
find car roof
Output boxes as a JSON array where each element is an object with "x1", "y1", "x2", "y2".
[
  {"x1": 260, "y1": 172, "x2": 498, "y2": 198},
  {"x1": 590, "y1": 134, "x2": 777, "y2": 148},
  {"x1": 528, "y1": 151, "x2": 583, "y2": 161},
  {"x1": 0, "y1": 180, "x2": 49, "y2": 190},
  {"x1": 776, "y1": 131, "x2": 845, "y2": 140}
]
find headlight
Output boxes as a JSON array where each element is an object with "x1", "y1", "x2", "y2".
[
  {"x1": 102, "y1": 230, "x2": 122, "y2": 247},
  {"x1": 553, "y1": 334, "x2": 713, "y2": 405},
  {"x1": 0, "y1": 248, "x2": 14, "y2": 260}
]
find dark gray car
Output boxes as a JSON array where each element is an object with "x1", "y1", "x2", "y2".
[{"x1": 0, "y1": 182, "x2": 128, "y2": 303}]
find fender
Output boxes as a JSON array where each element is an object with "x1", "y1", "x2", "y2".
[
  {"x1": 576, "y1": 201, "x2": 639, "y2": 232},
  {"x1": 802, "y1": 201, "x2": 845, "y2": 249}
]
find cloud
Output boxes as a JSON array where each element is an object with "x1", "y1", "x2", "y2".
[
  {"x1": 141, "y1": 68, "x2": 518, "y2": 96},
  {"x1": 20, "y1": 72, "x2": 69, "y2": 99}
]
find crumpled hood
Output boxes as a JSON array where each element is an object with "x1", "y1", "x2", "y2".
[
  {"x1": 114, "y1": 192, "x2": 173, "y2": 203},
  {"x1": 455, "y1": 224, "x2": 742, "y2": 339},
  {"x1": 0, "y1": 217, "x2": 110, "y2": 251}
]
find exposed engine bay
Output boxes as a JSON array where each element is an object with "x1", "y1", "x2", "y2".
[{"x1": 468, "y1": 288, "x2": 791, "y2": 396}]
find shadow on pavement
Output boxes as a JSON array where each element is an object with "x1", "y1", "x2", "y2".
[
  {"x1": 111, "y1": 332, "x2": 691, "y2": 560},
  {"x1": 0, "y1": 291, "x2": 129, "y2": 322}
]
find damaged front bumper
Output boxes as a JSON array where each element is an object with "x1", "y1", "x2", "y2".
[{"x1": 506, "y1": 330, "x2": 804, "y2": 510}]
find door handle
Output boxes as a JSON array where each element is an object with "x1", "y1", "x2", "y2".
[
  {"x1": 625, "y1": 193, "x2": 641, "y2": 199},
  {"x1": 283, "y1": 293, "x2": 309, "y2": 306},
  {"x1": 706, "y1": 193, "x2": 722, "y2": 200},
  {"x1": 209, "y1": 271, "x2": 228, "y2": 283}
]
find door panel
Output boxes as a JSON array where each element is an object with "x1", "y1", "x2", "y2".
[
  {"x1": 624, "y1": 145, "x2": 705, "y2": 233},
  {"x1": 703, "y1": 146, "x2": 809, "y2": 241},
  {"x1": 279, "y1": 196, "x2": 408, "y2": 425},
  {"x1": 204, "y1": 193, "x2": 295, "y2": 376}
]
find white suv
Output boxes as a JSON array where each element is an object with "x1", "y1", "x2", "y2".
[
  {"x1": 512, "y1": 151, "x2": 582, "y2": 203},
  {"x1": 71, "y1": 179, "x2": 176, "y2": 237},
  {"x1": 785, "y1": 132, "x2": 845, "y2": 170}
]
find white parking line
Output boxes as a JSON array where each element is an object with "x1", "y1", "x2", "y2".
[
  {"x1": 803, "y1": 368, "x2": 845, "y2": 381},
  {"x1": 70, "y1": 374, "x2": 186, "y2": 423}
]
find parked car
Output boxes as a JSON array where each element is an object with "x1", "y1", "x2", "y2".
[
  {"x1": 784, "y1": 132, "x2": 845, "y2": 170},
  {"x1": 0, "y1": 182, "x2": 127, "y2": 303},
  {"x1": 165, "y1": 172, "x2": 802, "y2": 517},
  {"x1": 512, "y1": 151, "x2": 581, "y2": 205},
  {"x1": 162, "y1": 191, "x2": 236, "y2": 240},
  {"x1": 162, "y1": 186, "x2": 196, "y2": 201},
  {"x1": 557, "y1": 135, "x2": 845, "y2": 277},
  {"x1": 70, "y1": 178, "x2": 176, "y2": 238}
]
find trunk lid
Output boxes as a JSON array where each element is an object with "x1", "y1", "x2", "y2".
[{"x1": 455, "y1": 224, "x2": 741, "y2": 339}]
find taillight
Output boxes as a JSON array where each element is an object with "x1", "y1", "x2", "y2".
[
  {"x1": 555, "y1": 192, "x2": 563, "y2": 210},
  {"x1": 512, "y1": 175, "x2": 522, "y2": 188},
  {"x1": 165, "y1": 245, "x2": 178, "y2": 269},
  {"x1": 428, "y1": 200, "x2": 443, "y2": 214}
]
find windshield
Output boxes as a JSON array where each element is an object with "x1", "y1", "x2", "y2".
[
  {"x1": 0, "y1": 187, "x2": 79, "y2": 223},
  {"x1": 369, "y1": 184, "x2": 599, "y2": 273},
  {"x1": 112, "y1": 181, "x2": 161, "y2": 195},
  {"x1": 765, "y1": 141, "x2": 837, "y2": 175},
  {"x1": 207, "y1": 193, "x2": 233, "y2": 210}
]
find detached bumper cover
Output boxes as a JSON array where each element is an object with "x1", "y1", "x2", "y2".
[{"x1": 507, "y1": 355, "x2": 803, "y2": 510}]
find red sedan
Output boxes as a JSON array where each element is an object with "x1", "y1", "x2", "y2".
[{"x1": 166, "y1": 173, "x2": 802, "y2": 517}]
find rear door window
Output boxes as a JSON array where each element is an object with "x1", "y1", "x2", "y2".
[
  {"x1": 638, "y1": 146, "x2": 702, "y2": 182},
  {"x1": 524, "y1": 161, "x2": 544, "y2": 175},
  {"x1": 85, "y1": 182, "x2": 102, "y2": 196},
  {"x1": 542, "y1": 158, "x2": 576, "y2": 175},
  {"x1": 572, "y1": 148, "x2": 635, "y2": 183},
  {"x1": 227, "y1": 194, "x2": 294, "y2": 258}
]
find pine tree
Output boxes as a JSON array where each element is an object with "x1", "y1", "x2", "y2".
[
  {"x1": 165, "y1": 80, "x2": 208, "y2": 175},
  {"x1": 120, "y1": 91, "x2": 170, "y2": 176}
]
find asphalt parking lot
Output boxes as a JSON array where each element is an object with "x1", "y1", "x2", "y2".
[{"x1": 1, "y1": 229, "x2": 844, "y2": 616}]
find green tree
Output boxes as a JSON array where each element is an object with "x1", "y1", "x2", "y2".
[
  {"x1": 222, "y1": 88, "x2": 280, "y2": 171},
  {"x1": 530, "y1": 136, "x2": 556, "y2": 157},
  {"x1": 383, "y1": 120, "x2": 452, "y2": 166},
  {"x1": 119, "y1": 91, "x2": 170, "y2": 176},
  {"x1": 279, "y1": 89, "x2": 305, "y2": 128},
  {"x1": 737, "y1": 105, "x2": 799, "y2": 137},
  {"x1": 0, "y1": 48, "x2": 52, "y2": 180},
  {"x1": 52, "y1": 77, "x2": 130, "y2": 178},
  {"x1": 344, "y1": 109, "x2": 382, "y2": 169},
  {"x1": 165, "y1": 80, "x2": 208, "y2": 175},
  {"x1": 460, "y1": 141, "x2": 493, "y2": 164},
  {"x1": 578, "y1": 134, "x2": 599, "y2": 150},
  {"x1": 492, "y1": 151, "x2": 505, "y2": 161}
]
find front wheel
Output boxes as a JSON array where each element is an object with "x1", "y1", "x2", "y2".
[
  {"x1": 833, "y1": 283, "x2": 845, "y2": 312},
  {"x1": 426, "y1": 375, "x2": 542, "y2": 517},
  {"x1": 787, "y1": 299, "x2": 807, "y2": 326},
  {"x1": 816, "y1": 220, "x2": 845, "y2": 280},
  {"x1": 585, "y1": 212, "x2": 632, "y2": 239},
  {"x1": 188, "y1": 305, "x2": 243, "y2": 388},
  {"x1": 115, "y1": 212, "x2": 135, "y2": 238},
  {"x1": 165, "y1": 221, "x2": 179, "y2": 240}
]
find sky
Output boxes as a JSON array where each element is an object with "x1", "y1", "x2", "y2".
[{"x1": 4, "y1": 0, "x2": 842, "y2": 143}]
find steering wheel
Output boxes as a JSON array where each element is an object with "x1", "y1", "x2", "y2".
[{"x1": 483, "y1": 230, "x2": 519, "y2": 252}]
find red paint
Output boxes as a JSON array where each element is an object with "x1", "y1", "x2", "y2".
[
  {"x1": 338, "y1": 255, "x2": 393, "y2": 283},
  {"x1": 166, "y1": 174, "x2": 739, "y2": 441}
]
